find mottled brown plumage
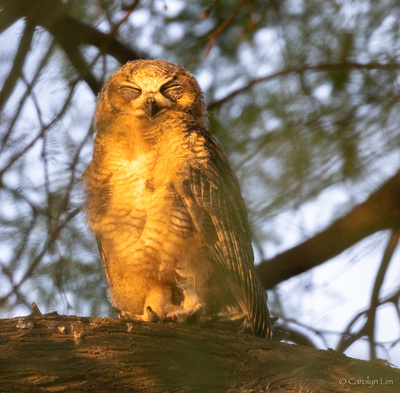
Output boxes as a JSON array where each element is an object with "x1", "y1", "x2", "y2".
[{"x1": 83, "y1": 60, "x2": 272, "y2": 338}]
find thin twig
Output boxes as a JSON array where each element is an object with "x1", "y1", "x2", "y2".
[
  {"x1": 207, "y1": 62, "x2": 400, "y2": 110},
  {"x1": 108, "y1": 0, "x2": 140, "y2": 39},
  {"x1": 0, "y1": 208, "x2": 80, "y2": 307},
  {"x1": 205, "y1": 0, "x2": 248, "y2": 57},
  {"x1": 0, "y1": 21, "x2": 36, "y2": 110},
  {"x1": 336, "y1": 289, "x2": 400, "y2": 354},
  {"x1": 80, "y1": 0, "x2": 141, "y2": 86},
  {"x1": 365, "y1": 230, "x2": 400, "y2": 359},
  {"x1": 0, "y1": 40, "x2": 55, "y2": 153},
  {"x1": 199, "y1": 0, "x2": 221, "y2": 20},
  {"x1": 0, "y1": 79, "x2": 79, "y2": 177}
]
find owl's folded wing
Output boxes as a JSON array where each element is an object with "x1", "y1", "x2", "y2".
[{"x1": 176, "y1": 130, "x2": 272, "y2": 338}]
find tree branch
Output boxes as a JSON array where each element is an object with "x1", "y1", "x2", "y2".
[
  {"x1": 207, "y1": 62, "x2": 400, "y2": 110},
  {"x1": 0, "y1": 20, "x2": 35, "y2": 110},
  {"x1": 365, "y1": 230, "x2": 400, "y2": 359},
  {"x1": 336, "y1": 289, "x2": 400, "y2": 354},
  {"x1": 0, "y1": 39, "x2": 55, "y2": 153},
  {"x1": 204, "y1": 0, "x2": 248, "y2": 57},
  {"x1": 0, "y1": 208, "x2": 80, "y2": 308},
  {"x1": 0, "y1": 2, "x2": 25, "y2": 34},
  {"x1": 256, "y1": 169, "x2": 400, "y2": 289},
  {"x1": 2, "y1": 0, "x2": 145, "y2": 95},
  {"x1": 1, "y1": 313, "x2": 399, "y2": 392}
]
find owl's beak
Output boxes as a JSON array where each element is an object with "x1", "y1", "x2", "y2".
[{"x1": 146, "y1": 98, "x2": 162, "y2": 119}]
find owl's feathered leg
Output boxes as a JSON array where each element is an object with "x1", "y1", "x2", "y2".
[
  {"x1": 141, "y1": 283, "x2": 173, "y2": 321},
  {"x1": 110, "y1": 283, "x2": 174, "y2": 322}
]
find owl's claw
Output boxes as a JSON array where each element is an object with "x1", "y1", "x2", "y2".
[
  {"x1": 164, "y1": 313, "x2": 183, "y2": 323},
  {"x1": 163, "y1": 306, "x2": 201, "y2": 324},
  {"x1": 146, "y1": 306, "x2": 159, "y2": 322}
]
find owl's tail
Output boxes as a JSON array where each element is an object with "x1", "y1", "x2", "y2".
[{"x1": 244, "y1": 270, "x2": 273, "y2": 339}]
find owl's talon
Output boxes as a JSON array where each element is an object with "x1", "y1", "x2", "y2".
[
  {"x1": 163, "y1": 313, "x2": 178, "y2": 322},
  {"x1": 164, "y1": 307, "x2": 200, "y2": 324},
  {"x1": 146, "y1": 306, "x2": 159, "y2": 322}
]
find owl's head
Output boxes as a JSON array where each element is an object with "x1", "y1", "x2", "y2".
[{"x1": 95, "y1": 60, "x2": 207, "y2": 132}]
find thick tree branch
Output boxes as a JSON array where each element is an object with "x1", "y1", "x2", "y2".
[
  {"x1": 256, "y1": 169, "x2": 400, "y2": 289},
  {"x1": 0, "y1": 313, "x2": 399, "y2": 392}
]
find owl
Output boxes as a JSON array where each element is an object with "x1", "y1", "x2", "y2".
[{"x1": 83, "y1": 60, "x2": 272, "y2": 338}]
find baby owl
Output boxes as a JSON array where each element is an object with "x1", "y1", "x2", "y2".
[{"x1": 83, "y1": 60, "x2": 272, "y2": 338}]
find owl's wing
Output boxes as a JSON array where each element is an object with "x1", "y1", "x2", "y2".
[
  {"x1": 96, "y1": 235, "x2": 111, "y2": 284},
  {"x1": 177, "y1": 130, "x2": 272, "y2": 338},
  {"x1": 82, "y1": 166, "x2": 114, "y2": 288}
]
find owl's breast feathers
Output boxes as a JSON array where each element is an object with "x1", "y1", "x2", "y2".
[{"x1": 84, "y1": 118, "x2": 209, "y2": 238}]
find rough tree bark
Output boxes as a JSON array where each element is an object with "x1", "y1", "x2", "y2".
[{"x1": 0, "y1": 312, "x2": 399, "y2": 392}]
